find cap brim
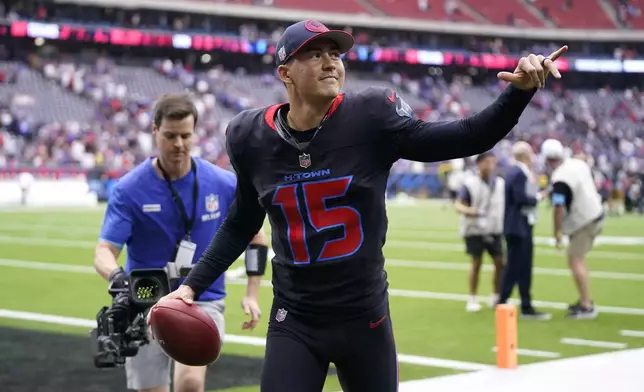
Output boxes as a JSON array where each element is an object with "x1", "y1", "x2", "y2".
[
  {"x1": 313, "y1": 30, "x2": 355, "y2": 54},
  {"x1": 289, "y1": 30, "x2": 355, "y2": 61}
]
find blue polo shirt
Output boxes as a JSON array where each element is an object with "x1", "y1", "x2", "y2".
[{"x1": 98, "y1": 157, "x2": 236, "y2": 301}]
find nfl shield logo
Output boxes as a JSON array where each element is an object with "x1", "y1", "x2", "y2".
[
  {"x1": 299, "y1": 153, "x2": 311, "y2": 169},
  {"x1": 205, "y1": 194, "x2": 219, "y2": 213},
  {"x1": 275, "y1": 308, "x2": 288, "y2": 322}
]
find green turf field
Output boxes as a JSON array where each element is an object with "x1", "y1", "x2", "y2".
[{"x1": 0, "y1": 200, "x2": 643, "y2": 391}]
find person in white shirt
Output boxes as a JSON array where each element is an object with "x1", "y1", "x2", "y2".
[
  {"x1": 18, "y1": 172, "x2": 35, "y2": 206},
  {"x1": 454, "y1": 152, "x2": 505, "y2": 312},
  {"x1": 541, "y1": 139, "x2": 602, "y2": 319}
]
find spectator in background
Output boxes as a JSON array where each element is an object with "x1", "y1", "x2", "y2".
[
  {"x1": 94, "y1": 93, "x2": 268, "y2": 392},
  {"x1": 498, "y1": 141, "x2": 551, "y2": 320},
  {"x1": 542, "y1": 138, "x2": 602, "y2": 319},
  {"x1": 454, "y1": 152, "x2": 505, "y2": 312}
]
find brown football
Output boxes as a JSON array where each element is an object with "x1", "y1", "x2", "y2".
[{"x1": 149, "y1": 298, "x2": 222, "y2": 366}]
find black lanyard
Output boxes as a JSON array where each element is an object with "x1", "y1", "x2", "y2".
[
  {"x1": 157, "y1": 157, "x2": 198, "y2": 240},
  {"x1": 275, "y1": 106, "x2": 329, "y2": 152}
]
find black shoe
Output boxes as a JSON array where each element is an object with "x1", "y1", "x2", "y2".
[
  {"x1": 566, "y1": 301, "x2": 598, "y2": 319},
  {"x1": 520, "y1": 307, "x2": 552, "y2": 320}
]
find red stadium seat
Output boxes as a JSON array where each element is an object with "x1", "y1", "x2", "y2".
[
  {"x1": 532, "y1": 0, "x2": 617, "y2": 29},
  {"x1": 460, "y1": 0, "x2": 546, "y2": 27}
]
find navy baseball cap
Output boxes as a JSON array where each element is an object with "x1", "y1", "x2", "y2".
[{"x1": 275, "y1": 20, "x2": 354, "y2": 66}]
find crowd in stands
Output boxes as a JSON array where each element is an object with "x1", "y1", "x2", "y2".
[
  {"x1": 1, "y1": 0, "x2": 643, "y2": 59},
  {"x1": 0, "y1": 1, "x2": 642, "y2": 199},
  {"x1": 1, "y1": 53, "x2": 642, "y2": 176}
]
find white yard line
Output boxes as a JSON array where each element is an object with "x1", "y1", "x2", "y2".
[
  {"x1": 385, "y1": 288, "x2": 644, "y2": 316},
  {"x1": 0, "y1": 258, "x2": 248, "y2": 279},
  {"x1": 3, "y1": 256, "x2": 642, "y2": 282},
  {"x1": 384, "y1": 240, "x2": 643, "y2": 260},
  {"x1": 620, "y1": 330, "x2": 644, "y2": 338},
  {"x1": 386, "y1": 259, "x2": 644, "y2": 281},
  {"x1": 3, "y1": 258, "x2": 644, "y2": 316},
  {"x1": 1, "y1": 233, "x2": 642, "y2": 260},
  {"x1": 491, "y1": 347, "x2": 561, "y2": 359},
  {"x1": 0, "y1": 309, "x2": 491, "y2": 371},
  {"x1": 560, "y1": 338, "x2": 628, "y2": 350},
  {"x1": 5, "y1": 222, "x2": 643, "y2": 245},
  {"x1": 0, "y1": 206, "x2": 106, "y2": 213},
  {"x1": 392, "y1": 230, "x2": 644, "y2": 246},
  {"x1": 0, "y1": 235, "x2": 96, "y2": 248}
]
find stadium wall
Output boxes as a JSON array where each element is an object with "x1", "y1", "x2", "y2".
[{"x1": 0, "y1": 177, "x2": 99, "y2": 207}]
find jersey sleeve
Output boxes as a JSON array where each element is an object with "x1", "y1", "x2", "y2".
[
  {"x1": 220, "y1": 167, "x2": 238, "y2": 204},
  {"x1": 369, "y1": 85, "x2": 536, "y2": 163},
  {"x1": 183, "y1": 112, "x2": 267, "y2": 299},
  {"x1": 457, "y1": 184, "x2": 472, "y2": 206},
  {"x1": 98, "y1": 185, "x2": 133, "y2": 248},
  {"x1": 551, "y1": 181, "x2": 573, "y2": 207}
]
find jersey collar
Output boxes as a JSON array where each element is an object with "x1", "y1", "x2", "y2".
[{"x1": 264, "y1": 94, "x2": 345, "y2": 132}]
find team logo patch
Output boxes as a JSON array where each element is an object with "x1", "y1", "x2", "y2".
[
  {"x1": 205, "y1": 194, "x2": 219, "y2": 213},
  {"x1": 390, "y1": 91, "x2": 413, "y2": 119},
  {"x1": 304, "y1": 20, "x2": 329, "y2": 33},
  {"x1": 278, "y1": 46, "x2": 286, "y2": 62},
  {"x1": 276, "y1": 308, "x2": 288, "y2": 322},
  {"x1": 299, "y1": 153, "x2": 312, "y2": 168}
]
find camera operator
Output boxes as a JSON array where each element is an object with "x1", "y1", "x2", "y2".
[{"x1": 94, "y1": 93, "x2": 268, "y2": 392}]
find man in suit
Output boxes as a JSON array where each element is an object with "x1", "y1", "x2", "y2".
[{"x1": 498, "y1": 141, "x2": 551, "y2": 320}]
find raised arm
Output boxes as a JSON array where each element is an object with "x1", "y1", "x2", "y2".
[
  {"x1": 390, "y1": 85, "x2": 536, "y2": 162},
  {"x1": 375, "y1": 47, "x2": 567, "y2": 163}
]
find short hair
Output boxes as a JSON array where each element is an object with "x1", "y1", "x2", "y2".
[
  {"x1": 152, "y1": 92, "x2": 198, "y2": 128},
  {"x1": 512, "y1": 141, "x2": 533, "y2": 160},
  {"x1": 476, "y1": 151, "x2": 495, "y2": 163}
]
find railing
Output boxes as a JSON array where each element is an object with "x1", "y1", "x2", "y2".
[{"x1": 9, "y1": 19, "x2": 644, "y2": 73}]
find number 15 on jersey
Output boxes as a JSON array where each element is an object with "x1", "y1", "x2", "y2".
[{"x1": 272, "y1": 176, "x2": 364, "y2": 264}]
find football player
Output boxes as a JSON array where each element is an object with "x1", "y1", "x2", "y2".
[{"x1": 159, "y1": 20, "x2": 567, "y2": 392}]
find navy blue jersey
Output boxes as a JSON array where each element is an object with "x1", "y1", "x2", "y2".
[
  {"x1": 185, "y1": 85, "x2": 536, "y2": 320},
  {"x1": 99, "y1": 157, "x2": 237, "y2": 301}
]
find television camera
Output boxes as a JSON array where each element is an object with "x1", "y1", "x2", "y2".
[{"x1": 90, "y1": 261, "x2": 193, "y2": 368}]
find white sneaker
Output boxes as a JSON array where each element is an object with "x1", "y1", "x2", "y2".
[
  {"x1": 466, "y1": 301, "x2": 482, "y2": 312},
  {"x1": 489, "y1": 294, "x2": 500, "y2": 308}
]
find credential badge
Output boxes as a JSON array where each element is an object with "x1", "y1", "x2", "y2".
[
  {"x1": 276, "y1": 308, "x2": 288, "y2": 322},
  {"x1": 205, "y1": 194, "x2": 219, "y2": 213},
  {"x1": 299, "y1": 153, "x2": 311, "y2": 169}
]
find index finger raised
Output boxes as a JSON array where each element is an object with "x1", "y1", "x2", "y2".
[{"x1": 548, "y1": 45, "x2": 568, "y2": 61}]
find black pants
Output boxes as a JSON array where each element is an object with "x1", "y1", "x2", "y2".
[
  {"x1": 260, "y1": 298, "x2": 398, "y2": 392},
  {"x1": 464, "y1": 235, "x2": 503, "y2": 259},
  {"x1": 499, "y1": 235, "x2": 533, "y2": 310}
]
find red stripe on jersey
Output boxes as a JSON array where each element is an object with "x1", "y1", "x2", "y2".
[{"x1": 264, "y1": 94, "x2": 345, "y2": 132}]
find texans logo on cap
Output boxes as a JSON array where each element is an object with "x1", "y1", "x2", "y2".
[{"x1": 304, "y1": 20, "x2": 330, "y2": 33}]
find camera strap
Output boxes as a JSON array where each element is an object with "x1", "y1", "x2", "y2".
[{"x1": 157, "y1": 157, "x2": 198, "y2": 240}]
